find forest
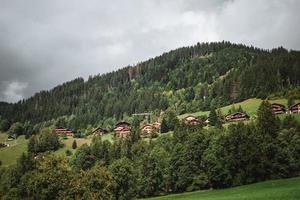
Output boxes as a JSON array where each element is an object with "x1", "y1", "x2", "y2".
[
  {"x1": 0, "y1": 41, "x2": 300, "y2": 134},
  {"x1": 0, "y1": 101, "x2": 300, "y2": 199},
  {"x1": 0, "y1": 42, "x2": 300, "y2": 199}
]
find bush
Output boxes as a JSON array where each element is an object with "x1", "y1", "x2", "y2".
[{"x1": 65, "y1": 149, "x2": 72, "y2": 156}]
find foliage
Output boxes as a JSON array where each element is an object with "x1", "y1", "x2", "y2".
[
  {"x1": 28, "y1": 128, "x2": 61, "y2": 154},
  {"x1": 72, "y1": 140, "x2": 77, "y2": 149},
  {"x1": 0, "y1": 42, "x2": 299, "y2": 131}
]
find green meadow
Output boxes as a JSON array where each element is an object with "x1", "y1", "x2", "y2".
[{"x1": 146, "y1": 177, "x2": 300, "y2": 200}]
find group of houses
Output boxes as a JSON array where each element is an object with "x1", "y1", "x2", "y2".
[
  {"x1": 271, "y1": 102, "x2": 300, "y2": 114},
  {"x1": 53, "y1": 102, "x2": 300, "y2": 138},
  {"x1": 54, "y1": 127, "x2": 74, "y2": 137}
]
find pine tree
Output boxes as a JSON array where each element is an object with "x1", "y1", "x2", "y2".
[
  {"x1": 160, "y1": 118, "x2": 169, "y2": 133},
  {"x1": 72, "y1": 140, "x2": 77, "y2": 149},
  {"x1": 257, "y1": 101, "x2": 278, "y2": 137},
  {"x1": 209, "y1": 108, "x2": 221, "y2": 127}
]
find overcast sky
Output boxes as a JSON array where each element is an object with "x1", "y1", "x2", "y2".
[{"x1": 0, "y1": 0, "x2": 299, "y2": 103}]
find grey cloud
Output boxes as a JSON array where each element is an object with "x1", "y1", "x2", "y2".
[{"x1": 0, "y1": 0, "x2": 299, "y2": 102}]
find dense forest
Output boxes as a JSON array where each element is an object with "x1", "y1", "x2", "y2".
[
  {"x1": 0, "y1": 41, "x2": 300, "y2": 132},
  {"x1": 0, "y1": 101, "x2": 300, "y2": 199}
]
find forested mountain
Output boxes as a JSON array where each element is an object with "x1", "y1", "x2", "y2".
[{"x1": 1, "y1": 41, "x2": 300, "y2": 129}]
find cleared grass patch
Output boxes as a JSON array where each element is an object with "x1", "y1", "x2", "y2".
[
  {"x1": 0, "y1": 133, "x2": 28, "y2": 166},
  {"x1": 180, "y1": 98, "x2": 295, "y2": 119},
  {"x1": 146, "y1": 177, "x2": 300, "y2": 200}
]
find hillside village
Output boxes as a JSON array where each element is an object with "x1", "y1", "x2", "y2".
[
  {"x1": 0, "y1": 42, "x2": 300, "y2": 199},
  {"x1": 48, "y1": 101, "x2": 300, "y2": 139}
]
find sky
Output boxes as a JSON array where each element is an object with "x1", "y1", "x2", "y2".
[{"x1": 0, "y1": 0, "x2": 299, "y2": 103}]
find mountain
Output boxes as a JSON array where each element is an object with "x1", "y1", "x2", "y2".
[{"x1": 0, "y1": 41, "x2": 300, "y2": 130}]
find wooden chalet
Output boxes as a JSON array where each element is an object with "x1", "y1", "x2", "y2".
[
  {"x1": 225, "y1": 112, "x2": 249, "y2": 122},
  {"x1": 183, "y1": 115, "x2": 200, "y2": 125},
  {"x1": 140, "y1": 122, "x2": 161, "y2": 137},
  {"x1": 289, "y1": 102, "x2": 300, "y2": 114},
  {"x1": 54, "y1": 127, "x2": 74, "y2": 137},
  {"x1": 152, "y1": 122, "x2": 161, "y2": 131},
  {"x1": 114, "y1": 122, "x2": 131, "y2": 138},
  {"x1": 271, "y1": 103, "x2": 286, "y2": 114},
  {"x1": 91, "y1": 127, "x2": 108, "y2": 136}
]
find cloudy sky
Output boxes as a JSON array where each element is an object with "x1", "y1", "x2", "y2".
[{"x1": 0, "y1": 0, "x2": 299, "y2": 102}]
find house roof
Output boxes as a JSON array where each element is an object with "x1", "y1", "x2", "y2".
[
  {"x1": 290, "y1": 102, "x2": 300, "y2": 109},
  {"x1": 271, "y1": 103, "x2": 286, "y2": 107},
  {"x1": 115, "y1": 121, "x2": 131, "y2": 127},
  {"x1": 92, "y1": 127, "x2": 108, "y2": 134},
  {"x1": 225, "y1": 112, "x2": 249, "y2": 118}
]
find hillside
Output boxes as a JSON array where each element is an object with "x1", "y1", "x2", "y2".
[
  {"x1": 0, "y1": 42, "x2": 300, "y2": 132},
  {"x1": 146, "y1": 177, "x2": 300, "y2": 200},
  {"x1": 180, "y1": 98, "x2": 300, "y2": 119}
]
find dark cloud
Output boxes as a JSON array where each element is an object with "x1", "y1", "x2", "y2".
[{"x1": 0, "y1": 0, "x2": 299, "y2": 102}]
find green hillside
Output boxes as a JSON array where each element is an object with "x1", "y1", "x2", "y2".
[
  {"x1": 0, "y1": 42, "x2": 299, "y2": 132},
  {"x1": 146, "y1": 177, "x2": 300, "y2": 200},
  {"x1": 180, "y1": 98, "x2": 298, "y2": 118},
  {"x1": 0, "y1": 133, "x2": 28, "y2": 166}
]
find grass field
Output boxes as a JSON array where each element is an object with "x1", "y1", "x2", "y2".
[
  {"x1": 53, "y1": 136, "x2": 92, "y2": 156},
  {"x1": 180, "y1": 98, "x2": 298, "y2": 119},
  {"x1": 146, "y1": 177, "x2": 300, "y2": 200},
  {"x1": 0, "y1": 133, "x2": 28, "y2": 166}
]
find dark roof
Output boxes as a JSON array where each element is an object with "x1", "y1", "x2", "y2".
[
  {"x1": 115, "y1": 121, "x2": 131, "y2": 126},
  {"x1": 225, "y1": 112, "x2": 249, "y2": 118},
  {"x1": 271, "y1": 103, "x2": 286, "y2": 107},
  {"x1": 92, "y1": 127, "x2": 108, "y2": 134},
  {"x1": 290, "y1": 102, "x2": 300, "y2": 109}
]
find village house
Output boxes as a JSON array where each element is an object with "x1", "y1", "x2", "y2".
[
  {"x1": 114, "y1": 122, "x2": 131, "y2": 138},
  {"x1": 91, "y1": 127, "x2": 108, "y2": 136},
  {"x1": 54, "y1": 127, "x2": 74, "y2": 137},
  {"x1": 225, "y1": 112, "x2": 250, "y2": 122},
  {"x1": 183, "y1": 115, "x2": 201, "y2": 125},
  {"x1": 152, "y1": 122, "x2": 161, "y2": 131},
  {"x1": 271, "y1": 103, "x2": 286, "y2": 114},
  {"x1": 289, "y1": 102, "x2": 300, "y2": 113},
  {"x1": 140, "y1": 122, "x2": 161, "y2": 137}
]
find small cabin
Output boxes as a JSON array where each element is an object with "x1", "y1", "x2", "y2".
[
  {"x1": 54, "y1": 127, "x2": 74, "y2": 137},
  {"x1": 225, "y1": 112, "x2": 249, "y2": 122},
  {"x1": 152, "y1": 122, "x2": 161, "y2": 131},
  {"x1": 140, "y1": 122, "x2": 160, "y2": 137},
  {"x1": 271, "y1": 103, "x2": 286, "y2": 114},
  {"x1": 183, "y1": 115, "x2": 200, "y2": 125},
  {"x1": 114, "y1": 122, "x2": 131, "y2": 138},
  {"x1": 140, "y1": 124, "x2": 155, "y2": 137},
  {"x1": 289, "y1": 102, "x2": 300, "y2": 114},
  {"x1": 91, "y1": 127, "x2": 108, "y2": 136}
]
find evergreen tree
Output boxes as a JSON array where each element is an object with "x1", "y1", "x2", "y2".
[
  {"x1": 209, "y1": 108, "x2": 222, "y2": 127},
  {"x1": 257, "y1": 101, "x2": 278, "y2": 137},
  {"x1": 160, "y1": 118, "x2": 169, "y2": 133},
  {"x1": 72, "y1": 140, "x2": 77, "y2": 149}
]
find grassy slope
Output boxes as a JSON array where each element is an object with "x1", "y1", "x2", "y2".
[
  {"x1": 180, "y1": 98, "x2": 296, "y2": 119},
  {"x1": 53, "y1": 137, "x2": 92, "y2": 156},
  {"x1": 146, "y1": 177, "x2": 300, "y2": 200},
  {"x1": 0, "y1": 133, "x2": 28, "y2": 166}
]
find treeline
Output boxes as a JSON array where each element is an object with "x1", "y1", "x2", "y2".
[
  {"x1": 1, "y1": 42, "x2": 300, "y2": 131},
  {"x1": 1, "y1": 101, "x2": 300, "y2": 199}
]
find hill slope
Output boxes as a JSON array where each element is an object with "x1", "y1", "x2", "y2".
[
  {"x1": 0, "y1": 42, "x2": 300, "y2": 130},
  {"x1": 146, "y1": 177, "x2": 300, "y2": 200}
]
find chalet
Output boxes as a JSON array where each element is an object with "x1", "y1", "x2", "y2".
[
  {"x1": 114, "y1": 122, "x2": 131, "y2": 138},
  {"x1": 140, "y1": 122, "x2": 161, "y2": 137},
  {"x1": 54, "y1": 127, "x2": 74, "y2": 137},
  {"x1": 225, "y1": 112, "x2": 249, "y2": 122},
  {"x1": 289, "y1": 102, "x2": 300, "y2": 114},
  {"x1": 152, "y1": 122, "x2": 161, "y2": 131},
  {"x1": 140, "y1": 124, "x2": 155, "y2": 137},
  {"x1": 271, "y1": 103, "x2": 286, "y2": 114},
  {"x1": 91, "y1": 127, "x2": 108, "y2": 136},
  {"x1": 183, "y1": 115, "x2": 200, "y2": 125}
]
